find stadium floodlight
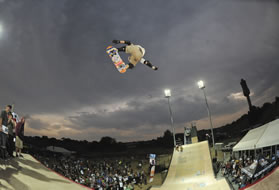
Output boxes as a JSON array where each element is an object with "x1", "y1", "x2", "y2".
[
  {"x1": 197, "y1": 80, "x2": 205, "y2": 89},
  {"x1": 164, "y1": 89, "x2": 176, "y2": 147},
  {"x1": 164, "y1": 89, "x2": 171, "y2": 97}
]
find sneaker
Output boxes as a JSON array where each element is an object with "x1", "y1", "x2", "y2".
[{"x1": 152, "y1": 66, "x2": 158, "y2": 70}]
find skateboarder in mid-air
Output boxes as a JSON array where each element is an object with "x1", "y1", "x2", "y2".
[{"x1": 112, "y1": 40, "x2": 158, "y2": 71}]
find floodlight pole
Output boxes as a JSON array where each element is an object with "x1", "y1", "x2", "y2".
[
  {"x1": 166, "y1": 96, "x2": 176, "y2": 147},
  {"x1": 201, "y1": 87, "x2": 215, "y2": 150},
  {"x1": 164, "y1": 89, "x2": 176, "y2": 147}
]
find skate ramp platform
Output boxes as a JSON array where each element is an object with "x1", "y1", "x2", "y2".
[
  {"x1": 152, "y1": 141, "x2": 230, "y2": 190},
  {"x1": 240, "y1": 166, "x2": 279, "y2": 190},
  {"x1": 0, "y1": 154, "x2": 90, "y2": 190}
]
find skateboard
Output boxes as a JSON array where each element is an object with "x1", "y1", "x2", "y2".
[{"x1": 106, "y1": 46, "x2": 128, "y2": 73}]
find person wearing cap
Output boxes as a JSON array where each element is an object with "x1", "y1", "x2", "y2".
[{"x1": 112, "y1": 40, "x2": 158, "y2": 71}]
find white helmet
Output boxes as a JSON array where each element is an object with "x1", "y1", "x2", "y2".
[{"x1": 136, "y1": 45, "x2": 145, "y2": 56}]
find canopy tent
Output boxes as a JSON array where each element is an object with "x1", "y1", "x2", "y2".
[
  {"x1": 241, "y1": 160, "x2": 258, "y2": 178},
  {"x1": 233, "y1": 125, "x2": 268, "y2": 151},
  {"x1": 233, "y1": 119, "x2": 279, "y2": 152},
  {"x1": 256, "y1": 119, "x2": 279, "y2": 149},
  {"x1": 241, "y1": 157, "x2": 277, "y2": 179},
  {"x1": 46, "y1": 146, "x2": 75, "y2": 154}
]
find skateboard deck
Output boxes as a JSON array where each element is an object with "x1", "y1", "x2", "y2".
[{"x1": 106, "y1": 46, "x2": 128, "y2": 73}]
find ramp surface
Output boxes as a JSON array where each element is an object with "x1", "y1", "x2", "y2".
[
  {"x1": 152, "y1": 141, "x2": 230, "y2": 190},
  {"x1": 240, "y1": 166, "x2": 279, "y2": 190},
  {"x1": 0, "y1": 154, "x2": 89, "y2": 190}
]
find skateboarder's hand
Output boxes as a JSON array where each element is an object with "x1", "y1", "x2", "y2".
[{"x1": 112, "y1": 40, "x2": 120, "y2": 44}]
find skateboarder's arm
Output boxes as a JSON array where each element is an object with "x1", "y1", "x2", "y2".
[
  {"x1": 112, "y1": 40, "x2": 131, "y2": 45},
  {"x1": 120, "y1": 40, "x2": 131, "y2": 45}
]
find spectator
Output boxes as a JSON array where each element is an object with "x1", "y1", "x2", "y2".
[
  {"x1": 0, "y1": 105, "x2": 12, "y2": 159},
  {"x1": 7, "y1": 112, "x2": 16, "y2": 157},
  {"x1": 15, "y1": 117, "x2": 25, "y2": 157}
]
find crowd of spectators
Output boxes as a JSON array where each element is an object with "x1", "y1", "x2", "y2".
[
  {"x1": 219, "y1": 153, "x2": 279, "y2": 189},
  {"x1": 33, "y1": 152, "x2": 148, "y2": 190}
]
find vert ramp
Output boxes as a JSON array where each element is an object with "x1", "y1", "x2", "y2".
[
  {"x1": 152, "y1": 141, "x2": 230, "y2": 190},
  {"x1": 0, "y1": 154, "x2": 90, "y2": 190}
]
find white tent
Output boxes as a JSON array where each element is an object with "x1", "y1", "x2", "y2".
[
  {"x1": 233, "y1": 119, "x2": 279, "y2": 152},
  {"x1": 46, "y1": 146, "x2": 75, "y2": 155},
  {"x1": 256, "y1": 119, "x2": 279, "y2": 149},
  {"x1": 233, "y1": 125, "x2": 267, "y2": 151}
]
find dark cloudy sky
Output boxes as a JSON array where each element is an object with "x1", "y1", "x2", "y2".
[{"x1": 0, "y1": 0, "x2": 278, "y2": 142}]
